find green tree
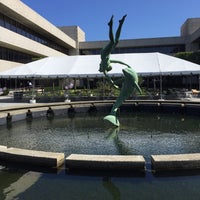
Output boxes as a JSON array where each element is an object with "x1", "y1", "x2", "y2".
[{"x1": 175, "y1": 51, "x2": 200, "y2": 65}]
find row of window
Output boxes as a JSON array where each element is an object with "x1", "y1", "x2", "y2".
[
  {"x1": 80, "y1": 45, "x2": 185, "y2": 55},
  {"x1": 0, "y1": 47, "x2": 40, "y2": 63},
  {"x1": 0, "y1": 12, "x2": 69, "y2": 55}
]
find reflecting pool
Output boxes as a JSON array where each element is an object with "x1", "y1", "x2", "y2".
[
  {"x1": 0, "y1": 112, "x2": 200, "y2": 161},
  {"x1": 0, "y1": 111, "x2": 200, "y2": 199}
]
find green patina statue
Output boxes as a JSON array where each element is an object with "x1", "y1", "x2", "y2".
[
  {"x1": 99, "y1": 15, "x2": 142, "y2": 127},
  {"x1": 99, "y1": 15, "x2": 127, "y2": 89}
]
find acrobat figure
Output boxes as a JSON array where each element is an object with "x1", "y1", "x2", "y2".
[
  {"x1": 99, "y1": 15, "x2": 129, "y2": 88},
  {"x1": 99, "y1": 15, "x2": 142, "y2": 126}
]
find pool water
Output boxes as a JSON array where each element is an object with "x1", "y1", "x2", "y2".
[
  {"x1": 1, "y1": 168, "x2": 200, "y2": 200},
  {"x1": 0, "y1": 112, "x2": 199, "y2": 161},
  {"x1": 0, "y1": 111, "x2": 200, "y2": 200}
]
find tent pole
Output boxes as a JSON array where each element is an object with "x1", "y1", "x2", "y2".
[
  {"x1": 15, "y1": 79, "x2": 17, "y2": 91},
  {"x1": 74, "y1": 78, "x2": 76, "y2": 91},
  {"x1": 53, "y1": 80, "x2": 55, "y2": 91},
  {"x1": 199, "y1": 75, "x2": 200, "y2": 90},
  {"x1": 87, "y1": 77, "x2": 90, "y2": 89},
  {"x1": 102, "y1": 77, "x2": 105, "y2": 100},
  {"x1": 32, "y1": 77, "x2": 35, "y2": 99},
  {"x1": 153, "y1": 77, "x2": 156, "y2": 91},
  {"x1": 159, "y1": 75, "x2": 163, "y2": 100}
]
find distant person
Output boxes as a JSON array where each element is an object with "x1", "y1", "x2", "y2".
[
  {"x1": 27, "y1": 81, "x2": 32, "y2": 91},
  {"x1": 29, "y1": 81, "x2": 32, "y2": 87}
]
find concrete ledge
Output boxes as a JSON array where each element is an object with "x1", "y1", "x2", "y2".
[
  {"x1": 0, "y1": 145, "x2": 7, "y2": 150},
  {"x1": 151, "y1": 153, "x2": 200, "y2": 171},
  {"x1": 0, "y1": 146, "x2": 65, "y2": 168},
  {"x1": 66, "y1": 154, "x2": 145, "y2": 171}
]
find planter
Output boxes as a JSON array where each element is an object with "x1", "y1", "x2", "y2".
[
  {"x1": 36, "y1": 96, "x2": 65, "y2": 103},
  {"x1": 13, "y1": 92, "x2": 23, "y2": 101},
  {"x1": 29, "y1": 99, "x2": 36, "y2": 104}
]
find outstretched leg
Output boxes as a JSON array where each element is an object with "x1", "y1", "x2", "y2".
[
  {"x1": 102, "y1": 15, "x2": 126, "y2": 56},
  {"x1": 115, "y1": 14, "x2": 127, "y2": 44},
  {"x1": 108, "y1": 15, "x2": 114, "y2": 43},
  {"x1": 100, "y1": 15, "x2": 115, "y2": 57},
  {"x1": 99, "y1": 15, "x2": 127, "y2": 83}
]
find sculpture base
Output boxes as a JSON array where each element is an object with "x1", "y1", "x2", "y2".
[{"x1": 104, "y1": 115, "x2": 120, "y2": 127}]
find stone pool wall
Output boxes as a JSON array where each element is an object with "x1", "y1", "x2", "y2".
[{"x1": 1, "y1": 100, "x2": 200, "y2": 174}]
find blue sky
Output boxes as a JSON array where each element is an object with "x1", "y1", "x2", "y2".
[{"x1": 22, "y1": 0, "x2": 200, "y2": 41}]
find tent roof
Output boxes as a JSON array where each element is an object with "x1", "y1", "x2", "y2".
[{"x1": 0, "y1": 52, "x2": 200, "y2": 78}]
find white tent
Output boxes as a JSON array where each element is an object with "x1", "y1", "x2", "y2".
[{"x1": 0, "y1": 52, "x2": 200, "y2": 78}]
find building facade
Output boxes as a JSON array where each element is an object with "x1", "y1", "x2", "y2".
[
  {"x1": 1, "y1": 0, "x2": 200, "y2": 91},
  {"x1": 0, "y1": 0, "x2": 78, "y2": 72},
  {"x1": 1, "y1": 0, "x2": 200, "y2": 71},
  {"x1": 79, "y1": 18, "x2": 200, "y2": 56}
]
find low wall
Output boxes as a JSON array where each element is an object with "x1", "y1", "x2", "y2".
[
  {"x1": 151, "y1": 153, "x2": 200, "y2": 171},
  {"x1": 1, "y1": 100, "x2": 200, "y2": 123},
  {"x1": 0, "y1": 145, "x2": 65, "y2": 168},
  {"x1": 1, "y1": 100, "x2": 200, "y2": 173},
  {"x1": 1, "y1": 145, "x2": 200, "y2": 172},
  {"x1": 66, "y1": 154, "x2": 145, "y2": 171}
]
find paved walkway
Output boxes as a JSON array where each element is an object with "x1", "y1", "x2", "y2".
[
  {"x1": 0, "y1": 96, "x2": 30, "y2": 108},
  {"x1": 1, "y1": 94, "x2": 200, "y2": 110}
]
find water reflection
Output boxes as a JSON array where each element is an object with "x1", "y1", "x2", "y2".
[
  {"x1": 103, "y1": 177, "x2": 120, "y2": 200},
  {"x1": 0, "y1": 112, "x2": 200, "y2": 199},
  {"x1": 0, "y1": 112, "x2": 200, "y2": 159},
  {"x1": 106, "y1": 127, "x2": 137, "y2": 155},
  {"x1": 3, "y1": 171, "x2": 42, "y2": 200}
]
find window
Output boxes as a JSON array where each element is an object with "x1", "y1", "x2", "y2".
[{"x1": 0, "y1": 13, "x2": 69, "y2": 55}]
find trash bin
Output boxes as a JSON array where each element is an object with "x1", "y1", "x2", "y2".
[{"x1": 13, "y1": 92, "x2": 23, "y2": 101}]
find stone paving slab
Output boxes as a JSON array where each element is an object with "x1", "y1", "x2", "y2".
[
  {"x1": 66, "y1": 154, "x2": 145, "y2": 171},
  {"x1": 151, "y1": 153, "x2": 200, "y2": 171},
  {"x1": 0, "y1": 145, "x2": 65, "y2": 168}
]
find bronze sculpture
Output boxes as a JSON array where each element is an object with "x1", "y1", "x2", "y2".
[{"x1": 99, "y1": 15, "x2": 142, "y2": 126}]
